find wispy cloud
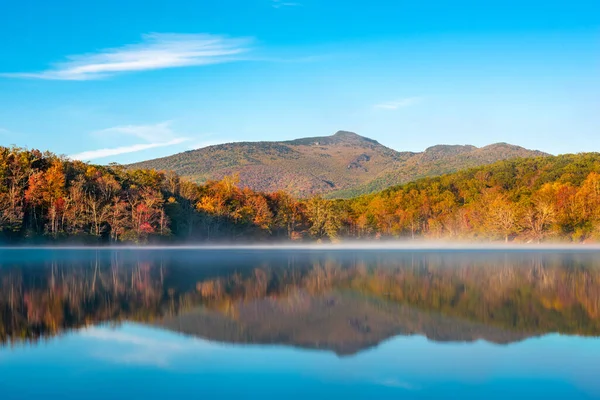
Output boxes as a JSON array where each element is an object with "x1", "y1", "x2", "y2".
[
  {"x1": 272, "y1": 0, "x2": 301, "y2": 8},
  {"x1": 2, "y1": 33, "x2": 252, "y2": 81},
  {"x1": 375, "y1": 378, "x2": 419, "y2": 390},
  {"x1": 69, "y1": 139, "x2": 187, "y2": 161},
  {"x1": 187, "y1": 138, "x2": 225, "y2": 150},
  {"x1": 0, "y1": 127, "x2": 10, "y2": 135},
  {"x1": 82, "y1": 327, "x2": 185, "y2": 350},
  {"x1": 81, "y1": 325, "x2": 217, "y2": 368},
  {"x1": 69, "y1": 121, "x2": 189, "y2": 161},
  {"x1": 374, "y1": 97, "x2": 423, "y2": 110},
  {"x1": 82, "y1": 326, "x2": 186, "y2": 368},
  {"x1": 92, "y1": 121, "x2": 177, "y2": 142}
]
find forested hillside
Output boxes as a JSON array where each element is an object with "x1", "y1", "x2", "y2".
[
  {"x1": 329, "y1": 142, "x2": 549, "y2": 198},
  {"x1": 345, "y1": 153, "x2": 600, "y2": 242},
  {"x1": 1, "y1": 146, "x2": 600, "y2": 244},
  {"x1": 129, "y1": 131, "x2": 546, "y2": 198}
]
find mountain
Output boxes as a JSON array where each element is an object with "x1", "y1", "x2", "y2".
[
  {"x1": 330, "y1": 142, "x2": 550, "y2": 198},
  {"x1": 155, "y1": 292, "x2": 533, "y2": 356},
  {"x1": 128, "y1": 131, "x2": 548, "y2": 198}
]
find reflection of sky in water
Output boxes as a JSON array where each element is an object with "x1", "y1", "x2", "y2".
[{"x1": 1, "y1": 324, "x2": 598, "y2": 399}]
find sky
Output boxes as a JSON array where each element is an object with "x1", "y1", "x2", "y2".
[{"x1": 0, "y1": 0, "x2": 598, "y2": 164}]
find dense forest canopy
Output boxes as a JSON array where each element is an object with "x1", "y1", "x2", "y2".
[{"x1": 2, "y1": 146, "x2": 600, "y2": 243}]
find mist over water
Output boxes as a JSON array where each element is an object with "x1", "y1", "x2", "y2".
[
  {"x1": 5, "y1": 239, "x2": 600, "y2": 251},
  {"x1": 1, "y1": 248, "x2": 599, "y2": 399}
]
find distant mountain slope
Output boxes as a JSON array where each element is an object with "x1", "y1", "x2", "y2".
[
  {"x1": 129, "y1": 131, "x2": 547, "y2": 197},
  {"x1": 155, "y1": 292, "x2": 532, "y2": 355},
  {"x1": 329, "y1": 142, "x2": 549, "y2": 198}
]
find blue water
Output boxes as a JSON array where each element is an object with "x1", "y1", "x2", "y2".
[
  {"x1": 1, "y1": 324, "x2": 599, "y2": 399},
  {"x1": 1, "y1": 248, "x2": 599, "y2": 399}
]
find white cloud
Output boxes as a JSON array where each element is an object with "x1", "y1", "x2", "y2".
[
  {"x1": 92, "y1": 121, "x2": 177, "y2": 142},
  {"x1": 69, "y1": 138, "x2": 188, "y2": 161},
  {"x1": 2, "y1": 33, "x2": 252, "y2": 81},
  {"x1": 374, "y1": 97, "x2": 423, "y2": 110},
  {"x1": 186, "y1": 136, "x2": 241, "y2": 150},
  {"x1": 272, "y1": 0, "x2": 301, "y2": 7},
  {"x1": 70, "y1": 121, "x2": 189, "y2": 161},
  {"x1": 82, "y1": 326, "x2": 186, "y2": 368},
  {"x1": 375, "y1": 378, "x2": 419, "y2": 390},
  {"x1": 80, "y1": 325, "x2": 217, "y2": 368},
  {"x1": 81, "y1": 326, "x2": 185, "y2": 350}
]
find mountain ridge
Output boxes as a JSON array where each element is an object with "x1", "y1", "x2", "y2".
[
  {"x1": 129, "y1": 131, "x2": 548, "y2": 198},
  {"x1": 155, "y1": 292, "x2": 533, "y2": 356}
]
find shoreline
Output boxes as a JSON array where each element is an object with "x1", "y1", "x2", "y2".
[{"x1": 3, "y1": 241, "x2": 600, "y2": 251}]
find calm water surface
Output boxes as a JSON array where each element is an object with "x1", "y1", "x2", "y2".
[{"x1": 1, "y1": 248, "x2": 599, "y2": 399}]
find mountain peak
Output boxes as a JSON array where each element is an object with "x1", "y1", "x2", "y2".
[
  {"x1": 286, "y1": 131, "x2": 380, "y2": 146},
  {"x1": 333, "y1": 130, "x2": 360, "y2": 137},
  {"x1": 331, "y1": 130, "x2": 379, "y2": 145}
]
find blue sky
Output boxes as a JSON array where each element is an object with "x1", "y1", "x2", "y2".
[{"x1": 0, "y1": 0, "x2": 598, "y2": 163}]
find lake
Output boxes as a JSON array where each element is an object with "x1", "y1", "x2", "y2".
[{"x1": 1, "y1": 248, "x2": 599, "y2": 399}]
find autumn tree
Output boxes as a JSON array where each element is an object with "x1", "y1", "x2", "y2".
[
  {"x1": 270, "y1": 191, "x2": 303, "y2": 239},
  {"x1": 523, "y1": 184, "x2": 557, "y2": 243},
  {"x1": 483, "y1": 191, "x2": 521, "y2": 242},
  {"x1": 305, "y1": 197, "x2": 341, "y2": 240},
  {"x1": 0, "y1": 148, "x2": 33, "y2": 236}
]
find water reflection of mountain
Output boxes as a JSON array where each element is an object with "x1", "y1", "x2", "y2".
[
  {"x1": 1, "y1": 250, "x2": 600, "y2": 352},
  {"x1": 156, "y1": 291, "x2": 532, "y2": 355}
]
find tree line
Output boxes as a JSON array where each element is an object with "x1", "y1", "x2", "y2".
[
  {"x1": 2, "y1": 146, "x2": 600, "y2": 243},
  {"x1": 2, "y1": 253, "x2": 600, "y2": 344}
]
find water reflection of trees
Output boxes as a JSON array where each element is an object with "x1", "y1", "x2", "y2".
[{"x1": 1, "y1": 252, "x2": 600, "y2": 345}]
